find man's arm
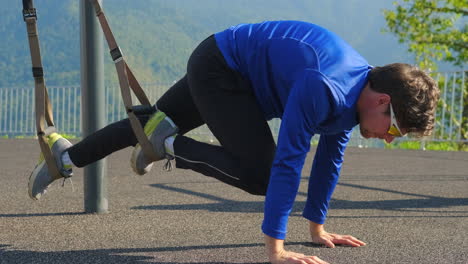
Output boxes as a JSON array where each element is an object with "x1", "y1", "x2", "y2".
[
  {"x1": 262, "y1": 70, "x2": 332, "y2": 263},
  {"x1": 262, "y1": 70, "x2": 328, "y2": 240},
  {"x1": 262, "y1": 71, "x2": 365, "y2": 262},
  {"x1": 304, "y1": 131, "x2": 366, "y2": 248},
  {"x1": 303, "y1": 130, "x2": 352, "y2": 224}
]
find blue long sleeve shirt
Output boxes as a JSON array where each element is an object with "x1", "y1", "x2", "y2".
[{"x1": 214, "y1": 21, "x2": 371, "y2": 239}]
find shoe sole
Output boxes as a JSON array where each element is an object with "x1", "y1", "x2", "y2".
[
  {"x1": 130, "y1": 144, "x2": 151, "y2": 176},
  {"x1": 130, "y1": 145, "x2": 140, "y2": 175},
  {"x1": 28, "y1": 160, "x2": 46, "y2": 200}
]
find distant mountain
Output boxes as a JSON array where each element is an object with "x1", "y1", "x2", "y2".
[{"x1": 1, "y1": 0, "x2": 412, "y2": 87}]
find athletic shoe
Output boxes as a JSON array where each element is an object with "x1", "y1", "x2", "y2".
[
  {"x1": 28, "y1": 133, "x2": 73, "y2": 200},
  {"x1": 130, "y1": 111, "x2": 178, "y2": 175}
]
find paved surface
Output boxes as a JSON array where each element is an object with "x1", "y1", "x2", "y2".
[{"x1": 0, "y1": 138, "x2": 467, "y2": 264}]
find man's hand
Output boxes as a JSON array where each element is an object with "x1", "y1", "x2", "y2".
[
  {"x1": 309, "y1": 221, "x2": 366, "y2": 248},
  {"x1": 265, "y1": 235, "x2": 329, "y2": 264}
]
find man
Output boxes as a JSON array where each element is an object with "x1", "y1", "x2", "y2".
[{"x1": 28, "y1": 21, "x2": 439, "y2": 264}]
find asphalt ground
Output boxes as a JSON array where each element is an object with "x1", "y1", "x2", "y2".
[{"x1": 0, "y1": 138, "x2": 467, "y2": 264}]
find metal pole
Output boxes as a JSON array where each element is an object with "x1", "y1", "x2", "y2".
[
  {"x1": 0, "y1": 89, "x2": 3, "y2": 135},
  {"x1": 434, "y1": 73, "x2": 440, "y2": 139},
  {"x1": 73, "y1": 86, "x2": 77, "y2": 134},
  {"x1": 20, "y1": 89, "x2": 24, "y2": 134},
  {"x1": 441, "y1": 74, "x2": 448, "y2": 139},
  {"x1": 449, "y1": 72, "x2": 457, "y2": 139},
  {"x1": 67, "y1": 87, "x2": 71, "y2": 133},
  {"x1": 458, "y1": 71, "x2": 466, "y2": 141},
  {"x1": 80, "y1": 0, "x2": 108, "y2": 214}
]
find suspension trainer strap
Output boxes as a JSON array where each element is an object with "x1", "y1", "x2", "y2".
[
  {"x1": 22, "y1": 0, "x2": 62, "y2": 180},
  {"x1": 90, "y1": 0, "x2": 158, "y2": 162}
]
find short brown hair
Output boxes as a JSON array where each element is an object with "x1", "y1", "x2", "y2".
[{"x1": 368, "y1": 63, "x2": 440, "y2": 137}]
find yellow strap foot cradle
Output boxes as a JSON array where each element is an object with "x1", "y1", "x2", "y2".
[
  {"x1": 90, "y1": 0, "x2": 159, "y2": 162},
  {"x1": 23, "y1": 0, "x2": 62, "y2": 181}
]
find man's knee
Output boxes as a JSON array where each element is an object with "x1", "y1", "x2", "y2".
[
  {"x1": 244, "y1": 182, "x2": 268, "y2": 196},
  {"x1": 241, "y1": 166, "x2": 271, "y2": 196}
]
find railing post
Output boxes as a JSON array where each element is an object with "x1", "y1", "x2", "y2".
[{"x1": 458, "y1": 71, "x2": 465, "y2": 141}]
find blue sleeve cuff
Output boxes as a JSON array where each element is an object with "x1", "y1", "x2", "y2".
[
  {"x1": 302, "y1": 208, "x2": 326, "y2": 225},
  {"x1": 262, "y1": 221, "x2": 287, "y2": 240}
]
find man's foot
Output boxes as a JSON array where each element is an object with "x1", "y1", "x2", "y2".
[
  {"x1": 28, "y1": 133, "x2": 73, "y2": 200},
  {"x1": 130, "y1": 111, "x2": 178, "y2": 175}
]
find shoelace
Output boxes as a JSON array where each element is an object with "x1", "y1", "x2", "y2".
[
  {"x1": 61, "y1": 174, "x2": 75, "y2": 192},
  {"x1": 163, "y1": 155, "x2": 174, "y2": 171}
]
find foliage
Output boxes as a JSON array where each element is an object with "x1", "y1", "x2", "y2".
[
  {"x1": 383, "y1": 0, "x2": 467, "y2": 146},
  {"x1": 383, "y1": 0, "x2": 467, "y2": 71},
  {"x1": 425, "y1": 141, "x2": 467, "y2": 151},
  {"x1": 385, "y1": 140, "x2": 421, "y2": 149},
  {"x1": 385, "y1": 140, "x2": 468, "y2": 151}
]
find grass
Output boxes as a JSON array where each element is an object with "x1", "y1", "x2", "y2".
[{"x1": 385, "y1": 141, "x2": 468, "y2": 152}]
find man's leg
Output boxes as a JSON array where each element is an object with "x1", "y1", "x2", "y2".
[
  {"x1": 66, "y1": 114, "x2": 149, "y2": 167},
  {"x1": 159, "y1": 36, "x2": 276, "y2": 195},
  {"x1": 32, "y1": 35, "x2": 275, "y2": 198},
  {"x1": 67, "y1": 76, "x2": 204, "y2": 168},
  {"x1": 67, "y1": 36, "x2": 276, "y2": 196},
  {"x1": 29, "y1": 76, "x2": 204, "y2": 200}
]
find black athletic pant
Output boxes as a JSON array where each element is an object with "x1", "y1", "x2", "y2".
[{"x1": 68, "y1": 35, "x2": 276, "y2": 195}]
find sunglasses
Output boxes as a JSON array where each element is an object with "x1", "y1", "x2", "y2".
[{"x1": 387, "y1": 103, "x2": 405, "y2": 137}]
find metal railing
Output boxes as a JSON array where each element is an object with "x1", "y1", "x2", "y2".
[
  {"x1": 431, "y1": 71, "x2": 467, "y2": 142},
  {"x1": 1, "y1": 71, "x2": 466, "y2": 147}
]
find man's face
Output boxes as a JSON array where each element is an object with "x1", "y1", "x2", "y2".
[
  {"x1": 359, "y1": 103, "x2": 405, "y2": 143},
  {"x1": 356, "y1": 83, "x2": 407, "y2": 143}
]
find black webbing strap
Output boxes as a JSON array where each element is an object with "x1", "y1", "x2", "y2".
[
  {"x1": 90, "y1": 0, "x2": 158, "y2": 162},
  {"x1": 22, "y1": 0, "x2": 63, "y2": 180}
]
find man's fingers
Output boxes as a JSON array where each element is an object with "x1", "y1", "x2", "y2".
[
  {"x1": 312, "y1": 236, "x2": 336, "y2": 248},
  {"x1": 323, "y1": 238, "x2": 336, "y2": 248},
  {"x1": 333, "y1": 238, "x2": 362, "y2": 247},
  {"x1": 344, "y1": 235, "x2": 366, "y2": 246},
  {"x1": 350, "y1": 238, "x2": 366, "y2": 246},
  {"x1": 327, "y1": 234, "x2": 366, "y2": 247},
  {"x1": 309, "y1": 255, "x2": 330, "y2": 264},
  {"x1": 330, "y1": 237, "x2": 364, "y2": 247}
]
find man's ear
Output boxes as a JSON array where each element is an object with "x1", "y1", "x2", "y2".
[{"x1": 377, "y1": 93, "x2": 391, "y2": 106}]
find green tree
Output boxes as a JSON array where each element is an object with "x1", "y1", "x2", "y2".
[
  {"x1": 384, "y1": 0, "x2": 467, "y2": 144},
  {"x1": 383, "y1": 0, "x2": 467, "y2": 70}
]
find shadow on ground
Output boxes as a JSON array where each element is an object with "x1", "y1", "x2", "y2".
[
  {"x1": 0, "y1": 212, "x2": 85, "y2": 218},
  {"x1": 130, "y1": 183, "x2": 468, "y2": 216},
  {"x1": 0, "y1": 243, "x2": 271, "y2": 264}
]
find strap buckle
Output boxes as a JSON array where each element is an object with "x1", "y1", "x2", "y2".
[
  {"x1": 37, "y1": 126, "x2": 57, "y2": 137},
  {"x1": 23, "y1": 8, "x2": 37, "y2": 21},
  {"x1": 131, "y1": 105, "x2": 157, "y2": 116},
  {"x1": 32, "y1": 67, "x2": 43, "y2": 78},
  {"x1": 110, "y1": 47, "x2": 123, "y2": 63}
]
